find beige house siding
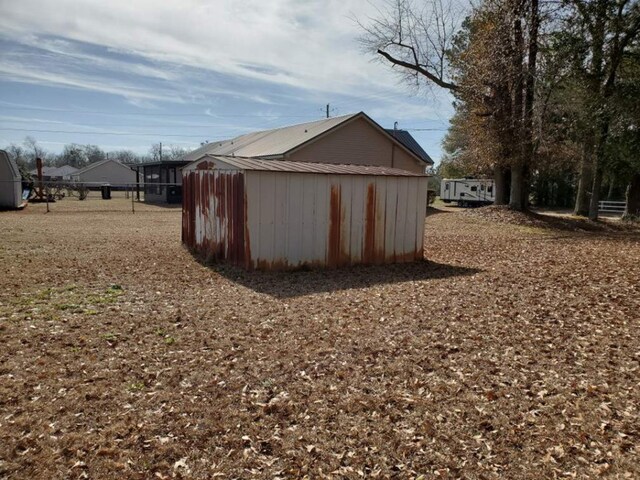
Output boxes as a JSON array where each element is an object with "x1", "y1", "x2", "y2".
[
  {"x1": 285, "y1": 116, "x2": 425, "y2": 174},
  {"x1": 73, "y1": 160, "x2": 136, "y2": 185}
]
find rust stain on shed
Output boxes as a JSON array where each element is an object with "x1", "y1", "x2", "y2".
[
  {"x1": 364, "y1": 183, "x2": 376, "y2": 263},
  {"x1": 328, "y1": 184, "x2": 342, "y2": 268}
]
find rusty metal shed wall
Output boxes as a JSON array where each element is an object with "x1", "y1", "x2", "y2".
[
  {"x1": 182, "y1": 168, "x2": 249, "y2": 267},
  {"x1": 182, "y1": 159, "x2": 428, "y2": 270},
  {"x1": 243, "y1": 171, "x2": 427, "y2": 269}
]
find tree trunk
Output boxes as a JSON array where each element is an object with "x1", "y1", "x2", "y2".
[
  {"x1": 588, "y1": 161, "x2": 603, "y2": 220},
  {"x1": 574, "y1": 144, "x2": 592, "y2": 216},
  {"x1": 623, "y1": 173, "x2": 640, "y2": 218},
  {"x1": 588, "y1": 121, "x2": 610, "y2": 220},
  {"x1": 494, "y1": 165, "x2": 510, "y2": 205},
  {"x1": 508, "y1": 6, "x2": 527, "y2": 212},
  {"x1": 509, "y1": 162, "x2": 526, "y2": 211},
  {"x1": 606, "y1": 173, "x2": 615, "y2": 200}
]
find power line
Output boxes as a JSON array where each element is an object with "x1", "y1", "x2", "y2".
[
  {"x1": 1, "y1": 120, "x2": 290, "y2": 128},
  {"x1": 0, "y1": 126, "x2": 448, "y2": 138},
  {"x1": 0, "y1": 128, "x2": 211, "y2": 138},
  {"x1": 0, "y1": 105, "x2": 319, "y2": 118}
]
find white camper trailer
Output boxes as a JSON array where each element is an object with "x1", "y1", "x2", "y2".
[
  {"x1": 440, "y1": 178, "x2": 495, "y2": 207},
  {"x1": 0, "y1": 150, "x2": 23, "y2": 210}
]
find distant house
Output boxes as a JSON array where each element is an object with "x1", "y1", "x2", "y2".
[
  {"x1": 71, "y1": 159, "x2": 136, "y2": 187},
  {"x1": 30, "y1": 164, "x2": 78, "y2": 181}
]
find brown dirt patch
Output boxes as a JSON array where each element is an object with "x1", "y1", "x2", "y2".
[{"x1": 1, "y1": 195, "x2": 639, "y2": 479}]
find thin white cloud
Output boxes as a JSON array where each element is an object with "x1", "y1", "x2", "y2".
[{"x1": 0, "y1": 0, "x2": 413, "y2": 96}]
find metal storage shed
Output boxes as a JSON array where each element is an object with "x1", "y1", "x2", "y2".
[
  {"x1": 0, "y1": 150, "x2": 23, "y2": 210},
  {"x1": 182, "y1": 155, "x2": 429, "y2": 270}
]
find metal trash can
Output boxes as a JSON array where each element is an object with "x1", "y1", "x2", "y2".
[{"x1": 101, "y1": 184, "x2": 112, "y2": 200}]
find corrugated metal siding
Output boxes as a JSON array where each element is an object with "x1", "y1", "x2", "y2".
[
  {"x1": 182, "y1": 169, "x2": 249, "y2": 268},
  {"x1": 243, "y1": 171, "x2": 427, "y2": 269},
  {"x1": 183, "y1": 163, "x2": 428, "y2": 270},
  {"x1": 288, "y1": 116, "x2": 424, "y2": 174}
]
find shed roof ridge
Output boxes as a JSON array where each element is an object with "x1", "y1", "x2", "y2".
[{"x1": 200, "y1": 154, "x2": 427, "y2": 177}]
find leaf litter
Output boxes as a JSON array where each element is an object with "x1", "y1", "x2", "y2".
[{"x1": 0, "y1": 197, "x2": 639, "y2": 479}]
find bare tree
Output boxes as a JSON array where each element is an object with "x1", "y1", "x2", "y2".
[
  {"x1": 23, "y1": 136, "x2": 46, "y2": 163},
  {"x1": 358, "y1": 0, "x2": 462, "y2": 93}
]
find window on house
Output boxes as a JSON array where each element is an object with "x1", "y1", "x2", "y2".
[
  {"x1": 445, "y1": 183, "x2": 450, "y2": 190},
  {"x1": 488, "y1": 186, "x2": 493, "y2": 193},
  {"x1": 145, "y1": 166, "x2": 160, "y2": 195},
  {"x1": 471, "y1": 186, "x2": 478, "y2": 192}
]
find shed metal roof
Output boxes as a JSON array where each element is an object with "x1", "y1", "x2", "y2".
[
  {"x1": 190, "y1": 155, "x2": 427, "y2": 177},
  {"x1": 134, "y1": 159, "x2": 191, "y2": 168}
]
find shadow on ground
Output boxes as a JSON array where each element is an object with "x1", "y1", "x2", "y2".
[
  {"x1": 425, "y1": 206, "x2": 453, "y2": 217},
  {"x1": 208, "y1": 260, "x2": 481, "y2": 299}
]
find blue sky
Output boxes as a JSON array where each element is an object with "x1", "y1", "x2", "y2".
[{"x1": 0, "y1": 0, "x2": 455, "y2": 162}]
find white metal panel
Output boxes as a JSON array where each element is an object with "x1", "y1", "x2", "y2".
[
  {"x1": 286, "y1": 173, "x2": 305, "y2": 266},
  {"x1": 300, "y1": 174, "x2": 316, "y2": 266},
  {"x1": 415, "y1": 178, "x2": 428, "y2": 259},
  {"x1": 394, "y1": 177, "x2": 408, "y2": 258},
  {"x1": 313, "y1": 175, "x2": 328, "y2": 265},
  {"x1": 339, "y1": 175, "x2": 353, "y2": 265},
  {"x1": 257, "y1": 171, "x2": 276, "y2": 265},
  {"x1": 404, "y1": 178, "x2": 418, "y2": 256},
  {"x1": 384, "y1": 177, "x2": 399, "y2": 260},
  {"x1": 374, "y1": 177, "x2": 387, "y2": 262},
  {"x1": 273, "y1": 173, "x2": 288, "y2": 264},
  {"x1": 349, "y1": 175, "x2": 365, "y2": 264}
]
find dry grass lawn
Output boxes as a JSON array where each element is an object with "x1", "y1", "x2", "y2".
[{"x1": 1, "y1": 195, "x2": 639, "y2": 479}]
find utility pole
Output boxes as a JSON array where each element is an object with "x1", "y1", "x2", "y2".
[
  {"x1": 326, "y1": 104, "x2": 330, "y2": 119},
  {"x1": 159, "y1": 142, "x2": 163, "y2": 162}
]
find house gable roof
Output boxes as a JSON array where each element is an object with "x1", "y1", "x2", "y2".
[
  {"x1": 29, "y1": 165, "x2": 79, "y2": 177},
  {"x1": 385, "y1": 129, "x2": 434, "y2": 165},
  {"x1": 183, "y1": 112, "x2": 432, "y2": 166},
  {"x1": 73, "y1": 159, "x2": 133, "y2": 175},
  {"x1": 183, "y1": 114, "x2": 358, "y2": 161}
]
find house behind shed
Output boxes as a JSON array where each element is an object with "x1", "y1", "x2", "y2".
[
  {"x1": 182, "y1": 156, "x2": 429, "y2": 270},
  {"x1": 183, "y1": 112, "x2": 433, "y2": 175},
  {"x1": 71, "y1": 159, "x2": 135, "y2": 187}
]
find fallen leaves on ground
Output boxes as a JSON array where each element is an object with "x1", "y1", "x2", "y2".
[{"x1": 0, "y1": 197, "x2": 639, "y2": 479}]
